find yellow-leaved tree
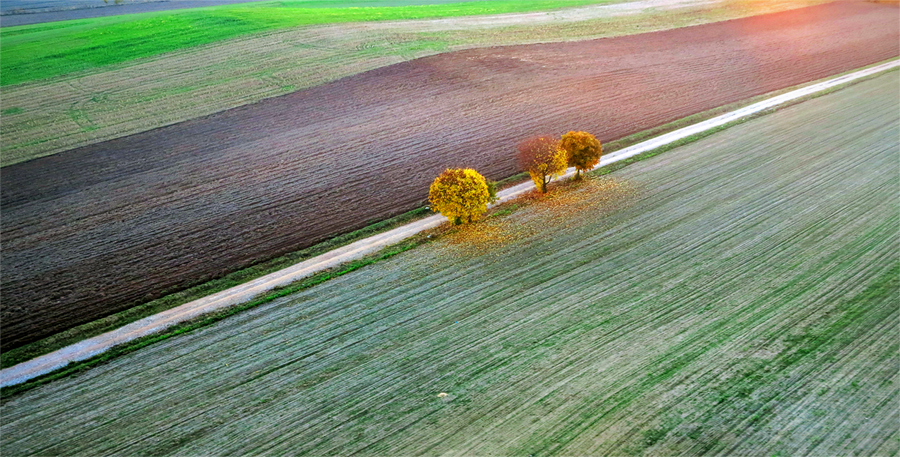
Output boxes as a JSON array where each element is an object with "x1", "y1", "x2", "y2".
[
  {"x1": 559, "y1": 131, "x2": 602, "y2": 179},
  {"x1": 517, "y1": 135, "x2": 567, "y2": 193},
  {"x1": 429, "y1": 168, "x2": 492, "y2": 224}
]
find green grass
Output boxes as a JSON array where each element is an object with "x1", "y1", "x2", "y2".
[
  {"x1": 0, "y1": 0, "x2": 614, "y2": 86},
  {"x1": 1, "y1": 70, "x2": 896, "y2": 456}
]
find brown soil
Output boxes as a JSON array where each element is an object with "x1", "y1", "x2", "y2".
[{"x1": 1, "y1": 1, "x2": 897, "y2": 350}]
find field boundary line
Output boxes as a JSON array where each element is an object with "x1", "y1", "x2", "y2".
[{"x1": 2, "y1": 59, "x2": 897, "y2": 388}]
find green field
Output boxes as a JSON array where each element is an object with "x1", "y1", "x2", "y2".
[
  {"x1": 0, "y1": 0, "x2": 829, "y2": 166},
  {"x1": 0, "y1": 0, "x2": 615, "y2": 86},
  {"x1": 2, "y1": 71, "x2": 896, "y2": 455}
]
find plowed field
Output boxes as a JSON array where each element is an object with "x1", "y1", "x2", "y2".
[
  {"x1": 0, "y1": 0, "x2": 830, "y2": 166},
  {"x1": 1, "y1": 1, "x2": 898, "y2": 349},
  {"x1": 1, "y1": 68, "x2": 896, "y2": 457}
]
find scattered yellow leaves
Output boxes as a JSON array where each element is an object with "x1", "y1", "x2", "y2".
[{"x1": 439, "y1": 176, "x2": 638, "y2": 259}]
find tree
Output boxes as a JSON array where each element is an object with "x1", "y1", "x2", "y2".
[
  {"x1": 429, "y1": 168, "x2": 492, "y2": 224},
  {"x1": 559, "y1": 131, "x2": 602, "y2": 179},
  {"x1": 517, "y1": 135, "x2": 567, "y2": 193}
]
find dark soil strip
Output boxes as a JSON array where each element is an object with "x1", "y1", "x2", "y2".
[{"x1": 1, "y1": 1, "x2": 897, "y2": 349}]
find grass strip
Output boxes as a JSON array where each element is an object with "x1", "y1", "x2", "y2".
[
  {"x1": 590, "y1": 69, "x2": 900, "y2": 177},
  {"x1": 0, "y1": 0, "x2": 615, "y2": 86},
  {"x1": 0, "y1": 206, "x2": 430, "y2": 369},
  {"x1": 490, "y1": 60, "x2": 900, "y2": 189},
  {"x1": 2, "y1": 66, "x2": 894, "y2": 397},
  {"x1": 0, "y1": 234, "x2": 430, "y2": 400}
]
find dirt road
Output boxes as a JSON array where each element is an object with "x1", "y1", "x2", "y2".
[
  {"x1": 1, "y1": 1, "x2": 897, "y2": 349},
  {"x1": 2, "y1": 59, "x2": 895, "y2": 388}
]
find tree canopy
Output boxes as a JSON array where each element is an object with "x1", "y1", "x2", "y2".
[
  {"x1": 429, "y1": 168, "x2": 492, "y2": 224},
  {"x1": 517, "y1": 135, "x2": 567, "y2": 193},
  {"x1": 560, "y1": 131, "x2": 602, "y2": 179}
]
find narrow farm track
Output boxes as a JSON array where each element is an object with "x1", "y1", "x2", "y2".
[
  {"x1": 2, "y1": 2, "x2": 898, "y2": 349},
  {"x1": 2, "y1": 70, "x2": 897, "y2": 456}
]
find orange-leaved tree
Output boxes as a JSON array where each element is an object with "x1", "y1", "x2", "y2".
[
  {"x1": 559, "y1": 131, "x2": 602, "y2": 179},
  {"x1": 517, "y1": 135, "x2": 567, "y2": 193},
  {"x1": 429, "y1": 168, "x2": 492, "y2": 224}
]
